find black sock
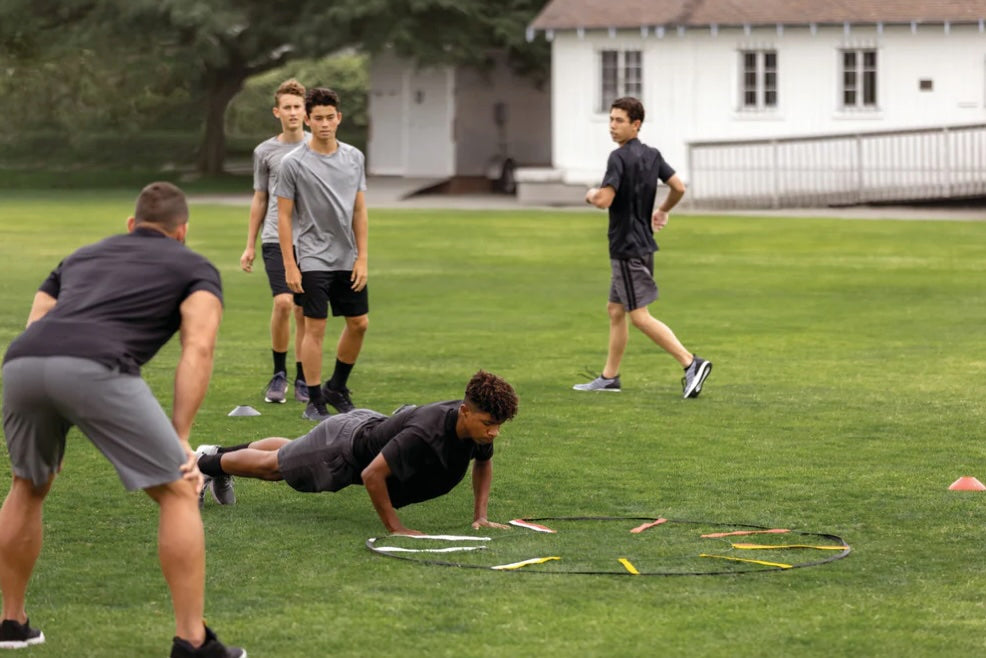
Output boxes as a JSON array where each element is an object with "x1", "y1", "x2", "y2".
[
  {"x1": 307, "y1": 384, "x2": 324, "y2": 404},
  {"x1": 273, "y1": 350, "x2": 287, "y2": 375},
  {"x1": 217, "y1": 443, "x2": 252, "y2": 454},
  {"x1": 295, "y1": 361, "x2": 305, "y2": 382},
  {"x1": 327, "y1": 359, "x2": 354, "y2": 391},
  {"x1": 198, "y1": 454, "x2": 225, "y2": 477}
]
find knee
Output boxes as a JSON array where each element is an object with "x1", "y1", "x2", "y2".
[
  {"x1": 272, "y1": 294, "x2": 294, "y2": 316},
  {"x1": 347, "y1": 315, "x2": 369, "y2": 336},
  {"x1": 628, "y1": 309, "x2": 654, "y2": 329},
  {"x1": 607, "y1": 303, "x2": 625, "y2": 323}
]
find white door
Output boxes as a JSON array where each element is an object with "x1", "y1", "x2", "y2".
[{"x1": 404, "y1": 66, "x2": 455, "y2": 178}]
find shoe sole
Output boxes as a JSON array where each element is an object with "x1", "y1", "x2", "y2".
[
  {"x1": 0, "y1": 634, "x2": 45, "y2": 648},
  {"x1": 572, "y1": 386, "x2": 621, "y2": 392},
  {"x1": 683, "y1": 362, "x2": 712, "y2": 399},
  {"x1": 264, "y1": 396, "x2": 287, "y2": 404}
]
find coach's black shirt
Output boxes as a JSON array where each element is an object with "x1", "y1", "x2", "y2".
[
  {"x1": 4, "y1": 227, "x2": 223, "y2": 375},
  {"x1": 601, "y1": 137, "x2": 676, "y2": 259},
  {"x1": 353, "y1": 400, "x2": 493, "y2": 508}
]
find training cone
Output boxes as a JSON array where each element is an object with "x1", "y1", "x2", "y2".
[
  {"x1": 948, "y1": 476, "x2": 986, "y2": 491},
  {"x1": 228, "y1": 405, "x2": 261, "y2": 417}
]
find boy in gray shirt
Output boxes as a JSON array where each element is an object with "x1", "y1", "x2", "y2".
[{"x1": 276, "y1": 87, "x2": 369, "y2": 421}]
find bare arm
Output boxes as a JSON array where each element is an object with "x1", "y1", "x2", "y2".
[
  {"x1": 26, "y1": 291, "x2": 57, "y2": 326},
  {"x1": 240, "y1": 190, "x2": 268, "y2": 272},
  {"x1": 350, "y1": 190, "x2": 368, "y2": 291},
  {"x1": 652, "y1": 174, "x2": 686, "y2": 232},
  {"x1": 471, "y1": 459, "x2": 509, "y2": 530},
  {"x1": 585, "y1": 185, "x2": 616, "y2": 209},
  {"x1": 277, "y1": 196, "x2": 302, "y2": 293},
  {"x1": 172, "y1": 290, "x2": 222, "y2": 443},
  {"x1": 361, "y1": 453, "x2": 420, "y2": 535}
]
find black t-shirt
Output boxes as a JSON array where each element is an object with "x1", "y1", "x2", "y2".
[
  {"x1": 601, "y1": 137, "x2": 676, "y2": 259},
  {"x1": 3, "y1": 227, "x2": 223, "y2": 375},
  {"x1": 353, "y1": 400, "x2": 494, "y2": 508}
]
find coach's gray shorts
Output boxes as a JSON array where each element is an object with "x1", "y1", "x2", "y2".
[
  {"x1": 609, "y1": 254, "x2": 658, "y2": 311},
  {"x1": 278, "y1": 409, "x2": 386, "y2": 493},
  {"x1": 2, "y1": 356, "x2": 187, "y2": 490}
]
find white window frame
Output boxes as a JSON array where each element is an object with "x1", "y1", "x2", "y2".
[
  {"x1": 840, "y1": 48, "x2": 878, "y2": 110},
  {"x1": 738, "y1": 49, "x2": 778, "y2": 111},
  {"x1": 599, "y1": 49, "x2": 643, "y2": 112}
]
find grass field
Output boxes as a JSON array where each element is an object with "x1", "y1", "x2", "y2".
[{"x1": 0, "y1": 193, "x2": 984, "y2": 657}]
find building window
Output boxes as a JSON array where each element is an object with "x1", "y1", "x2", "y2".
[
  {"x1": 600, "y1": 50, "x2": 642, "y2": 112},
  {"x1": 842, "y1": 49, "x2": 877, "y2": 108},
  {"x1": 739, "y1": 50, "x2": 778, "y2": 110}
]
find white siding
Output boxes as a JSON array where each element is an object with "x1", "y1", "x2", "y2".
[{"x1": 549, "y1": 23, "x2": 986, "y2": 183}]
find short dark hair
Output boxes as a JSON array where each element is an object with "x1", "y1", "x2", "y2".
[
  {"x1": 611, "y1": 96, "x2": 645, "y2": 124},
  {"x1": 305, "y1": 87, "x2": 340, "y2": 115},
  {"x1": 134, "y1": 182, "x2": 188, "y2": 232},
  {"x1": 464, "y1": 370, "x2": 518, "y2": 424}
]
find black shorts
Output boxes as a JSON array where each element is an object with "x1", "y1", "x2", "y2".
[
  {"x1": 295, "y1": 270, "x2": 369, "y2": 319},
  {"x1": 262, "y1": 243, "x2": 298, "y2": 298}
]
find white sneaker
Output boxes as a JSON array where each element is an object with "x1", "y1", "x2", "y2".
[{"x1": 573, "y1": 375, "x2": 621, "y2": 391}]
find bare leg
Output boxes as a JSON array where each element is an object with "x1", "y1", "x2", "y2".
[
  {"x1": 301, "y1": 317, "x2": 327, "y2": 386},
  {"x1": 603, "y1": 302, "x2": 629, "y2": 378},
  {"x1": 628, "y1": 307, "x2": 692, "y2": 367},
  {"x1": 144, "y1": 479, "x2": 206, "y2": 647},
  {"x1": 292, "y1": 305, "x2": 306, "y2": 368},
  {"x1": 219, "y1": 447, "x2": 284, "y2": 481},
  {"x1": 336, "y1": 314, "x2": 368, "y2": 364},
  {"x1": 0, "y1": 475, "x2": 53, "y2": 623},
  {"x1": 270, "y1": 293, "x2": 294, "y2": 354}
]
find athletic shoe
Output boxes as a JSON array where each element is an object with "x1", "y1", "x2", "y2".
[
  {"x1": 294, "y1": 378, "x2": 309, "y2": 403},
  {"x1": 209, "y1": 472, "x2": 236, "y2": 506},
  {"x1": 322, "y1": 385, "x2": 355, "y2": 413},
  {"x1": 573, "y1": 374, "x2": 621, "y2": 391},
  {"x1": 302, "y1": 400, "x2": 332, "y2": 422},
  {"x1": 0, "y1": 618, "x2": 45, "y2": 649},
  {"x1": 170, "y1": 625, "x2": 246, "y2": 658},
  {"x1": 263, "y1": 371, "x2": 288, "y2": 404},
  {"x1": 194, "y1": 444, "x2": 219, "y2": 509},
  {"x1": 681, "y1": 356, "x2": 712, "y2": 399}
]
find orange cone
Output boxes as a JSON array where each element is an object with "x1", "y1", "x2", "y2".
[{"x1": 948, "y1": 476, "x2": 986, "y2": 491}]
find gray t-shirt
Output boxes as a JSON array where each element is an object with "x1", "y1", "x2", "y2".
[
  {"x1": 276, "y1": 140, "x2": 367, "y2": 272},
  {"x1": 252, "y1": 134, "x2": 308, "y2": 244}
]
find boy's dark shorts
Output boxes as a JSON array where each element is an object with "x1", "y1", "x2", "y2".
[{"x1": 295, "y1": 270, "x2": 369, "y2": 319}]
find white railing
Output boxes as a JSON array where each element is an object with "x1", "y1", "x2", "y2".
[{"x1": 687, "y1": 124, "x2": 986, "y2": 208}]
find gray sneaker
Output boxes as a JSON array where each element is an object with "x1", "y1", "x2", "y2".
[
  {"x1": 294, "y1": 378, "x2": 309, "y2": 403},
  {"x1": 194, "y1": 444, "x2": 219, "y2": 509},
  {"x1": 573, "y1": 374, "x2": 621, "y2": 391},
  {"x1": 210, "y1": 473, "x2": 236, "y2": 505},
  {"x1": 263, "y1": 371, "x2": 288, "y2": 404},
  {"x1": 302, "y1": 400, "x2": 332, "y2": 422},
  {"x1": 681, "y1": 356, "x2": 712, "y2": 399}
]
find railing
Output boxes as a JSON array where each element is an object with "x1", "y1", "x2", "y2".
[{"x1": 686, "y1": 124, "x2": 986, "y2": 208}]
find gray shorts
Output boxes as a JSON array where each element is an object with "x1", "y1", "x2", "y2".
[
  {"x1": 277, "y1": 409, "x2": 386, "y2": 493},
  {"x1": 2, "y1": 356, "x2": 187, "y2": 490},
  {"x1": 609, "y1": 254, "x2": 658, "y2": 311}
]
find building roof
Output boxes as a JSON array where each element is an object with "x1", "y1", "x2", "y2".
[{"x1": 530, "y1": 0, "x2": 986, "y2": 31}]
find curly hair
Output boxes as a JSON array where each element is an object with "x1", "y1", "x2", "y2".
[
  {"x1": 275, "y1": 79, "x2": 306, "y2": 107},
  {"x1": 464, "y1": 370, "x2": 518, "y2": 424},
  {"x1": 305, "y1": 87, "x2": 340, "y2": 115}
]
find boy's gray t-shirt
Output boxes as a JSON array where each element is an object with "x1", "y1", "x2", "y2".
[
  {"x1": 252, "y1": 134, "x2": 308, "y2": 244},
  {"x1": 276, "y1": 141, "x2": 367, "y2": 272}
]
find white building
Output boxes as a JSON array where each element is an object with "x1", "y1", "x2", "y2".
[
  {"x1": 524, "y1": 0, "x2": 986, "y2": 206},
  {"x1": 367, "y1": 49, "x2": 552, "y2": 193}
]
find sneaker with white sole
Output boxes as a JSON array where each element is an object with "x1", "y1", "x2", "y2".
[
  {"x1": 681, "y1": 356, "x2": 712, "y2": 399},
  {"x1": 573, "y1": 374, "x2": 621, "y2": 392},
  {"x1": 170, "y1": 625, "x2": 245, "y2": 658},
  {"x1": 263, "y1": 371, "x2": 288, "y2": 404},
  {"x1": 0, "y1": 618, "x2": 45, "y2": 649},
  {"x1": 194, "y1": 444, "x2": 220, "y2": 508}
]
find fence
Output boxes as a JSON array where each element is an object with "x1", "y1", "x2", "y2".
[{"x1": 687, "y1": 123, "x2": 986, "y2": 208}]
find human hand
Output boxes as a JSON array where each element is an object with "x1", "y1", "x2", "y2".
[
  {"x1": 180, "y1": 446, "x2": 205, "y2": 494},
  {"x1": 585, "y1": 188, "x2": 599, "y2": 205},
  {"x1": 350, "y1": 258, "x2": 368, "y2": 292},
  {"x1": 239, "y1": 247, "x2": 255, "y2": 273},
  {"x1": 652, "y1": 210, "x2": 669, "y2": 232},
  {"x1": 286, "y1": 264, "x2": 303, "y2": 293},
  {"x1": 472, "y1": 518, "x2": 510, "y2": 530}
]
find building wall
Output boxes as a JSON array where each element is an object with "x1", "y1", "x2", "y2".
[{"x1": 549, "y1": 23, "x2": 986, "y2": 184}]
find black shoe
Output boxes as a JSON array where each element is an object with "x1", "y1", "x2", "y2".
[
  {"x1": 681, "y1": 356, "x2": 712, "y2": 399},
  {"x1": 302, "y1": 400, "x2": 332, "y2": 422},
  {"x1": 0, "y1": 618, "x2": 45, "y2": 649},
  {"x1": 322, "y1": 385, "x2": 355, "y2": 413},
  {"x1": 170, "y1": 625, "x2": 245, "y2": 658}
]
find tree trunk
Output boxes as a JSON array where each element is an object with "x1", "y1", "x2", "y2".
[{"x1": 197, "y1": 68, "x2": 247, "y2": 175}]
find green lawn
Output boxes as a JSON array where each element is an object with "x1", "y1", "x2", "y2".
[{"x1": 0, "y1": 194, "x2": 984, "y2": 657}]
